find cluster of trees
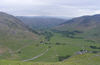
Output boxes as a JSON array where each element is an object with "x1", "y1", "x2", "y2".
[
  {"x1": 26, "y1": 26, "x2": 41, "y2": 35},
  {"x1": 56, "y1": 42, "x2": 61, "y2": 45},
  {"x1": 86, "y1": 40, "x2": 95, "y2": 43},
  {"x1": 55, "y1": 42, "x2": 66, "y2": 45},
  {"x1": 58, "y1": 55, "x2": 71, "y2": 61},
  {"x1": 28, "y1": 27, "x2": 54, "y2": 41},
  {"x1": 52, "y1": 30, "x2": 83, "y2": 38},
  {"x1": 45, "y1": 42, "x2": 51, "y2": 44},
  {"x1": 93, "y1": 33, "x2": 99, "y2": 36},
  {"x1": 44, "y1": 42, "x2": 66, "y2": 45},
  {"x1": 92, "y1": 51, "x2": 100, "y2": 53},
  {"x1": 90, "y1": 46, "x2": 100, "y2": 49},
  {"x1": 42, "y1": 31, "x2": 53, "y2": 41}
]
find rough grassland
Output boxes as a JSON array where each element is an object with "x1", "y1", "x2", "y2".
[
  {"x1": 0, "y1": 53, "x2": 100, "y2": 65},
  {"x1": 0, "y1": 33, "x2": 100, "y2": 62}
]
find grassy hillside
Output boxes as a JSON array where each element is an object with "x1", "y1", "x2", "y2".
[
  {"x1": 0, "y1": 53, "x2": 100, "y2": 65},
  {"x1": 0, "y1": 12, "x2": 41, "y2": 60},
  {"x1": 34, "y1": 33, "x2": 100, "y2": 62},
  {"x1": 5, "y1": 32, "x2": 99, "y2": 62},
  {"x1": 0, "y1": 29, "x2": 99, "y2": 62},
  {"x1": 55, "y1": 14, "x2": 100, "y2": 42}
]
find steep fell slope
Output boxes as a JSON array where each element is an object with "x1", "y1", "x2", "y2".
[{"x1": 0, "y1": 12, "x2": 39, "y2": 59}]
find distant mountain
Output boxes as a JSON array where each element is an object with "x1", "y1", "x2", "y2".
[
  {"x1": 17, "y1": 16, "x2": 66, "y2": 30},
  {"x1": 55, "y1": 14, "x2": 100, "y2": 42}
]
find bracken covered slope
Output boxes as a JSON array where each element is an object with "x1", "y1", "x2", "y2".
[{"x1": 0, "y1": 12, "x2": 39, "y2": 59}]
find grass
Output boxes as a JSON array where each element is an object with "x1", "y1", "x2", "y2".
[
  {"x1": 0, "y1": 32, "x2": 100, "y2": 62},
  {"x1": 16, "y1": 33, "x2": 100, "y2": 62},
  {"x1": 0, "y1": 53, "x2": 100, "y2": 65}
]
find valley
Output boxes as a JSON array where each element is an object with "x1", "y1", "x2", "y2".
[{"x1": 0, "y1": 12, "x2": 100, "y2": 65}]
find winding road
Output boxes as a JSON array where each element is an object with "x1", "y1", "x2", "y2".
[{"x1": 22, "y1": 49, "x2": 49, "y2": 62}]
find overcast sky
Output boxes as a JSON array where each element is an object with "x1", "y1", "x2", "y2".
[{"x1": 0, "y1": 0, "x2": 100, "y2": 17}]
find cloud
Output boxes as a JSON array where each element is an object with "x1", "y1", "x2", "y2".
[{"x1": 0, "y1": 0, "x2": 100, "y2": 17}]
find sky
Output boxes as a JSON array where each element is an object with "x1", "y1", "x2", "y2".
[{"x1": 0, "y1": 0, "x2": 100, "y2": 17}]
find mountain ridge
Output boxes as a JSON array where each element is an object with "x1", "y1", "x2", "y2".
[
  {"x1": 55, "y1": 14, "x2": 100, "y2": 42},
  {"x1": 17, "y1": 16, "x2": 66, "y2": 30}
]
